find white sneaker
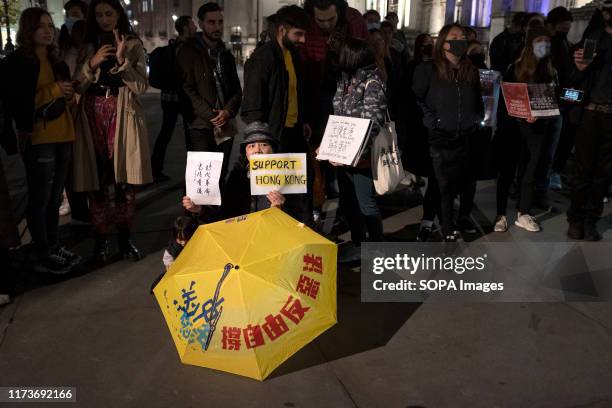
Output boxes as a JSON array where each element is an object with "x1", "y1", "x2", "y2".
[
  {"x1": 59, "y1": 195, "x2": 71, "y2": 216},
  {"x1": 515, "y1": 213, "x2": 541, "y2": 232},
  {"x1": 0, "y1": 294, "x2": 10, "y2": 306},
  {"x1": 494, "y1": 215, "x2": 508, "y2": 232}
]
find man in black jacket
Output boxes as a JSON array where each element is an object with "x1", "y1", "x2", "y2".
[
  {"x1": 241, "y1": 5, "x2": 313, "y2": 225},
  {"x1": 566, "y1": 5, "x2": 612, "y2": 241},
  {"x1": 177, "y1": 3, "x2": 242, "y2": 180},
  {"x1": 489, "y1": 12, "x2": 527, "y2": 73},
  {"x1": 150, "y1": 16, "x2": 196, "y2": 182}
]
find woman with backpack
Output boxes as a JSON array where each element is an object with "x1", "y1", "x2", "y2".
[
  {"x1": 2, "y1": 8, "x2": 80, "y2": 274},
  {"x1": 413, "y1": 23, "x2": 484, "y2": 242},
  {"x1": 328, "y1": 38, "x2": 387, "y2": 249},
  {"x1": 73, "y1": 0, "x2": 152, "y2": 263}
]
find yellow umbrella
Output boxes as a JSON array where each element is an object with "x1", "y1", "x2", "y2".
[{"x1": 153, "y1": 207, "x2": 337, "y2": 380}]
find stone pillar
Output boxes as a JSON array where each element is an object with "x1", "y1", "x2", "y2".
[{"x1": 568, "y1": 1, "x2": 597, "y2": 43}]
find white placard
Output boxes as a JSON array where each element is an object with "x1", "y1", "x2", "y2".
[
  {"x1": 249, "y1": 153, "x2": 307, "y2": 195},
  {"x1": 185, "y1": 151, "x2": 223, "y2": 206},
  {"x1": 316, "y1": 115, "x2": 372, "y2": 166}
]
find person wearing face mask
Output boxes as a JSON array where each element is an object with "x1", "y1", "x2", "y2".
[
  {"x1": 498, "y1": 26, "x2": 561, "y2": 233},
  {"x1": 565, "y1": 3, "x2": 612, "y2": 241},
  {"x1": 73, "y1": 0, "x2": 151, "y2": 263},
  {"x1": 413, "y1": 24, "x2": 484, "y2": 242},
  {"x1": 58, "y1": 0, "x2": 88, "y2": 75},
  {"x1": 547, "y1": 7, "x2": 575, "y2": 192},
  {"x1": 242, "y1": 6, "x2": 313, "y2": 226},
  {"x1": 467, "y1": 40, "x2": 488, "y2": 69},
  {"x1": 363, "y1": 9, "x2": 381, "y2": 31}
]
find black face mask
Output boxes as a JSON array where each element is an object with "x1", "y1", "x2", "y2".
[
  {"x1": 446, "y1": 39, "x2": 468, "y2": 57},
  {"x1": 468, "y1": 53, "x2": 486, "y2": 68},
  {"x1": 422, "y1": 44, "x2": 433, "y2": 57}
]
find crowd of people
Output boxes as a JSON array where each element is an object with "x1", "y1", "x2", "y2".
[{"x1": 0, "y1": 0, "x2": 611, "y2": 303}]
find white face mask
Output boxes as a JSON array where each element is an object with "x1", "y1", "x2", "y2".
[
  {"x1": 367, "y1": 22, "x2": 381, "y2": 30},
  {"x1": 533, "y1": 41, "x2": 551, "y2": 59},
  {"x1": 64, "y1": 16, "x2": 82, "y2": 33}
]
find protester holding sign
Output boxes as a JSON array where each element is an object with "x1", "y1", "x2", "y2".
[
  {"x1": 413, "y1": 23, "x2": 484, "y2": 242},
  {"x1": 501, "y1": 26, "x2": 562, "y2": 233},
  {"x1": 183, "y1": 122, "x2": 286, "y2": 220},
  {"x1": 329, "y1": 38, "x2": 387, "y2": 247}
]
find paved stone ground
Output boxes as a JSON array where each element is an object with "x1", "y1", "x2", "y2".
[{"x1": 1, "y1": 90, "x2": 612, "y2": 408}]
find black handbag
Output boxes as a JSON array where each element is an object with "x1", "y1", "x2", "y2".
[{"x1": 35, "y1": 97, "x2": 66, "y2": 122}]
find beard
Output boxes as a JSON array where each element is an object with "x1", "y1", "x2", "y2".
[{"x1": 282, "y1": 34, "x2": 299, "y2": 50}]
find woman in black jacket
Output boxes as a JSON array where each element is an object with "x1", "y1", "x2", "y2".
[
  {"x1": 413, "y1": 24, "x2": 484, "y2": 242},
  {"x1": 3, "y1": 8, "x2": 79, "y2": 274},
  {"x1": 497, "y1": 26, "x2": 562, "y2": 233}
]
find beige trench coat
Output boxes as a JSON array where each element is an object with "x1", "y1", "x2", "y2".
[{"x1": 72, "y1": 37, "x2": 153, "y2": 192}]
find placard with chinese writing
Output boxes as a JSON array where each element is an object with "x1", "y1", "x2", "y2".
[
  {"x1": 316, "y1": 115, "x2": 372, "y2": 166},
  {"x1": 501, "y1": 82, "x2": 560, "y2": 119},
  {"x1": 185, "y1": 151, "x2": 223, "y2": 206},
  {"x1": 249, "y1": 153, "x2": 307, "y2": 195}
]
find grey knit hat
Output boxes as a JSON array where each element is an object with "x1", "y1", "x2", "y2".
[{"x1": 240, "y1": 122, "x2": 278, "y2": 148}]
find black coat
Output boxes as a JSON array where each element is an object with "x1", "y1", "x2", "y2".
[
  {"x1": 412, "y1": 61, "x2": 484, "y2": 147},
  {"x1": 0, "y1": 49, "x2": 70, "y2": 136},
  {"x1": 177, "y1": 35, "x2": 242, "y2": 129},
  {"x1": 241, "y1": 41, "x2": 305, "y2": 151}
]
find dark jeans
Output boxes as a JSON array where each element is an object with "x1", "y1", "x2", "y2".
[
  {"x1": 187, "y1": 127, "x2": 233, "y2": 185},
  {"x1": 535, "y1": 115, "x2": 562, "y2": 192},
  {"x1": 422, "y1": 175, "x2": 441, "y2": 223},
  {"x1": 516, "y1": 118, "x2": 560, "y2": 214},
  {"x1": 24, "y1": 142, "x2": 72, "y2": 256},
  {"x1": 337, "y1": 166, "x2": 384, "y2": 243},
  {"x1": 567, "y1": 110, "x2": 612, "y2": 223},
  {"x1": 429, "y1": 142, "x2": 477, "y2": 236},
  {"x1": 151, "y1": 100, "x2": 188, "y2": 177},
  {"x1": 279, "y1": 126, "x2": 313, "y2": 226},
  {"x1": 552, "y1": 111, "x2": 576, "y2": 174}
]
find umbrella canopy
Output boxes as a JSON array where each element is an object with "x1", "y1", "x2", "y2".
[{"x1": 154, "y1": 207, "x2": 337, "y2": 380}]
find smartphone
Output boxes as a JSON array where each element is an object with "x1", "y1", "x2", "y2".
[
  {"x1": 582, "y1": 39, "x2": 597, "y2": 63},
  {"x1": 99, "y1": 32, "x2": 115, "y2": 47},
  {"x1": 561, "y1": 88, "x2": 584, "y2": 102}
]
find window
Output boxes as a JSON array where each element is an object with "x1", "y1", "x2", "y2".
[
  {"x1": 150, "y1": 0, "x2": 154, "y2": 11},
  {"x1": 142, "y1": 0, "x2": 148, "y2": 12}
]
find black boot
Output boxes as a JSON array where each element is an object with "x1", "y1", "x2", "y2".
[
  {"x1": 567, "y1": 220, "x2": 584, "y2": 240},
  {"x1": 118, "y1": 229, "x2": 141, "y2": 262},
  {"x1": 93, "y1": 234, "x2": 112, "y2": 263},
  {"x1": 584, "y1": 220, "x2": 602, "y2": 242}
]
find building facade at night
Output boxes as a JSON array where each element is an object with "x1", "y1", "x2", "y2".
[{"x1": 6, "y1": 0, "x2": 599, "y2": 55}]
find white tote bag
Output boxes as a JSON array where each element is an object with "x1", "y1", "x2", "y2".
[{"x1": 371, "y1": 119, "x2": 404, "y2": 195}]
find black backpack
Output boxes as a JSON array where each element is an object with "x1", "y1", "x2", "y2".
[{"x1": 148, "y1": 41, "x2": 178, "y2": 90}]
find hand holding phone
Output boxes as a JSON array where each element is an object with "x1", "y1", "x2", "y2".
[
  {"x1": 560, "y1": 88, "x2": 584, "y2": 103},
  {"x1": 582, "y1": 39, "x2": 597, "y2": 63}
]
